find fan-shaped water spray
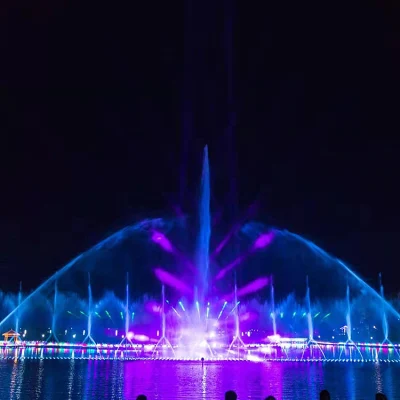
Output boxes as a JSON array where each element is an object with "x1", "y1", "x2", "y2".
[{"x1": 1, "y1": 147, "x2": 399, "y2": 362}]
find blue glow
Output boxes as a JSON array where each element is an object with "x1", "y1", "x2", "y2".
[{"x1": 197, "y1": 146, "x2": 211, "y2": 302}]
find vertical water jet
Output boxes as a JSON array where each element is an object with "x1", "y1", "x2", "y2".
[
  {"x1": 197, "y1": 146, "x2": 211, "y2": 304},
  {"x1": 377, "y1": 273, "x2": 400, "y2": 359},
  {"x1": 228, "y1": 274, "x2": 246, "y2": 356},
  {"x1": 15, "y1": 282, "x2": 22, "y2": 335},
  {"x1": 270, "y1": 276, "x2": 277, "y2": 336},
  {"x1": 83, "y1": 273, "x2": 96, "y2": 345},
  {"x1": 345, "y1": 284, "x2": 352, "y2": 342},
  {"x1": 305, "y1": 276, "x2": 314, "y2": 341},
  {"x1": 152, "y1": 285, "x2": 174, "y2": 357},
  {"x1": 302, "y1": 277, "x2": 326, "y2": 360},
  {"x1": 47, "y1": 280, "x2": 59, "y2": 342},
  {"x1": 116, "y1": 272, "x2": 137, "y2": 353},
  {"x1": 379, "y1": 273, "x2": 389, "y2": 341},
  {"x1": 339, "y1": 284, "x2": 363, "y2": 360}
]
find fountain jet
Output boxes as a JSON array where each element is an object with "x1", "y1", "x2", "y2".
[
  {"x1": 46, "y1": 280, "x2": 59, "y2": 342},
  {"x1": 116, "y1": 273, "x2": 139, "y2": 354},
  {"x1": 301, "y1": 276, "x2": 326, "y2": 360},
  {"x1": 152, "y1": 285, "x2": 175, "y2": 357},
  {"x1": 270, "y1": 276, "x2": 277, "y2": 337},
  {"x1": 83, "y1": 273, "x2": 96, "y2": 345},
  {"x1": 377, "y1": 273, "x2": 400, "y2": 359},
  {"x1": 15, "y1": 282, "x2": 22, "y2": 335},
  {"x1": 339, "y1": 284, "x2": 363, "y2": 360},
  {"x1": 197, "y1": 145, "x2": 211, "y2": 303},
  {"x1": 228, "y1": 274, "x2": 246, "y2": 357}
]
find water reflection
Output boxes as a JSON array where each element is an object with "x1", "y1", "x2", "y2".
[
  {"x1": 35, "y1": 359, "x2": 44, "y2": 399},
  {"x1": 201, "y1": 365, "x2": 207, "y2": 400},
  {"x1": 67, "y1": 359, "x2": 75, "y2": 400},
  {"x1": 345, "y1": 361, "x2": 356, "y2": 400},
  {"x1": 0, "y1": 360, "x2": 399, "y2": 399}
]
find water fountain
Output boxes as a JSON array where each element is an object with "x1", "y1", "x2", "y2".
[
  {"x1": 46, "y1": 280, "x2": 59, "y2": 343},
  {"x1": 378, "y1": 273, "x2": 400, "y2": 359},
  {"x1": 152, "y1": 285, "x2": 175, "y2": 357},
  {"x1": 115, "y1": 273, "x2": 138, "y2": 354},
  {"x1": 339, "y1": 284, "x2": 363, "y2": 360},
  {"x1": 301, "y1": 276, "x2": 326, "y2": 359},
  {"x1": 15, "y1": 282, "x2": 22, "y2": 335},
  {"x1": 270, "y1": 277, "x2": 277, "y2": 337},
  {"x1": 1, "y1": 148, "x2": 400, "y2": 363},
  {"x1": 83, "y1": 273, "x2": 96, "y2": 345},
  {"x1": 228, "y1": 275, "x2": 246, "y2": 357}
]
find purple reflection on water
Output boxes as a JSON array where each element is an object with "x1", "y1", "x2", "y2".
[{"x1": 0, "y1": 358, "x2": 399, "y2": 399}]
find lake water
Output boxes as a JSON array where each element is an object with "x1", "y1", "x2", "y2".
[{"x1": 0, "y1": 359, "x2": 399, "y2": 400}]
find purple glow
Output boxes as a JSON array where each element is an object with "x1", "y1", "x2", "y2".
[
  {"x1": 253, "y1": 232, "x2": 274, "y2": 250},
  {"x1": 224, "y1": 277, "x2": 269, "y2": 301},
  {"x1": 211, "y1": 224, "x2": 241, "y2": 259},
  {"x1": 154, "y1": 267, "x2": 193, "y2": 295},
  {"x1": 146, "y1": 301, "x2": 162, "y2": 314},
  {"x1": 151, "y1": 231, "x2": 174, "y2": 253},
  {"x1": 132, "y1": 333, "x2": 149, "y2": 342},
  {"x1": 127, "y1": 331, "x2": 134, "y2": 340},
  {"x1": 215, "y1": 254, "x2": 248, "y2": 280}
]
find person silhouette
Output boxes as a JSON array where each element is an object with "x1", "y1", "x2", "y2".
[
  {"x1": 265, "y1": 396, "x2": 276, "y2": 400},
  {"x1": 320, "y1": 390, "x2": 330, "y2": 400},
  {"x1": 136, "y1": 395, "x2": 147, "y2": 400},
  {"x1": 225, "y1": 390, "x2": 237, "y2": 400},
  {"x1": 376, "y1": 393, "x2": 387, "y2": 400}
]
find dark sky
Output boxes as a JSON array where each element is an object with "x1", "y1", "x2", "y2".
[{"x1": 1, "y1": 1, "x2": 400, "y2": 293}]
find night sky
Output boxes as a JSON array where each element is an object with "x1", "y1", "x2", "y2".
[{"x1": 1, "y1": 1, "x2": 400, "y2": 294}]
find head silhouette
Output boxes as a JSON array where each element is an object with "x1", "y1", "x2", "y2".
[
  {"x1": 376, "y1": 393, "x2": 387, "y2": 400},
  {"x1": 136, "y1": 395, "x2": 147, "y2": 400},
  {"x1": 265, "y1": 396, "x2": 276, "y2": 400},
  {"x1": 320, "y1": 390, "x2": 330, "y2": 400},
  {"x1": 225, "y1": 390, "x2": 237, "y2": 400}
]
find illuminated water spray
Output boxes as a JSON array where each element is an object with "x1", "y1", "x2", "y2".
[
  {"x1": 228, "y1": 275, "x2": 246, "y2": 356},
  {"x1": 379, "y1": 273, "x2": 389, "y2": 341},
  {"x1": 117, "y1": 273, "x2": 137, "y2": 353},
  {"x1": 15, "y1": 282, "x2": 22, "y2": 335},
  {"x1": 83, "y1": 273, "x2": 96, "y2": 345},
  {"x1": 339, "y1": 284, "x2": 363, "y2": 360},
  {"x1": 302, "y1": 276, "x2": 326, "y2": 359},
  {"x1": 305, "y1": 276, "x2": 313, "y2": 341},
  {"x1": 152, "y1": 285, "x2": 174, "y2": 357},
  {"x1": 197, "y1": 145, "x2": 211, "y2": 302},
  {"x1": 270, "y1": 277, "x2": 277, "y2": 336},
  {"x1": 47, "y1": 280, "x2": 59, "y2": 342},
  {"x1": 378, "y1": 273, "x2": 400, "y2": 359}
]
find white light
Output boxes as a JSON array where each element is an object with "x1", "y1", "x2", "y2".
[
  {"x1": 156, "y1": 330, "x2": 160, "y2": 337},
  {"x1": 72, "y1": 334, "x2": 76, "y2": 339},
  {"x1": 115, "y1": 330, "x2": 118, "y2": 337},
  {"x1": 24, "y1": 330, "x2": 27, "y2": 335},
  {"x1": 42, "y1": 334, "x2": 45, "y2": 338}
]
